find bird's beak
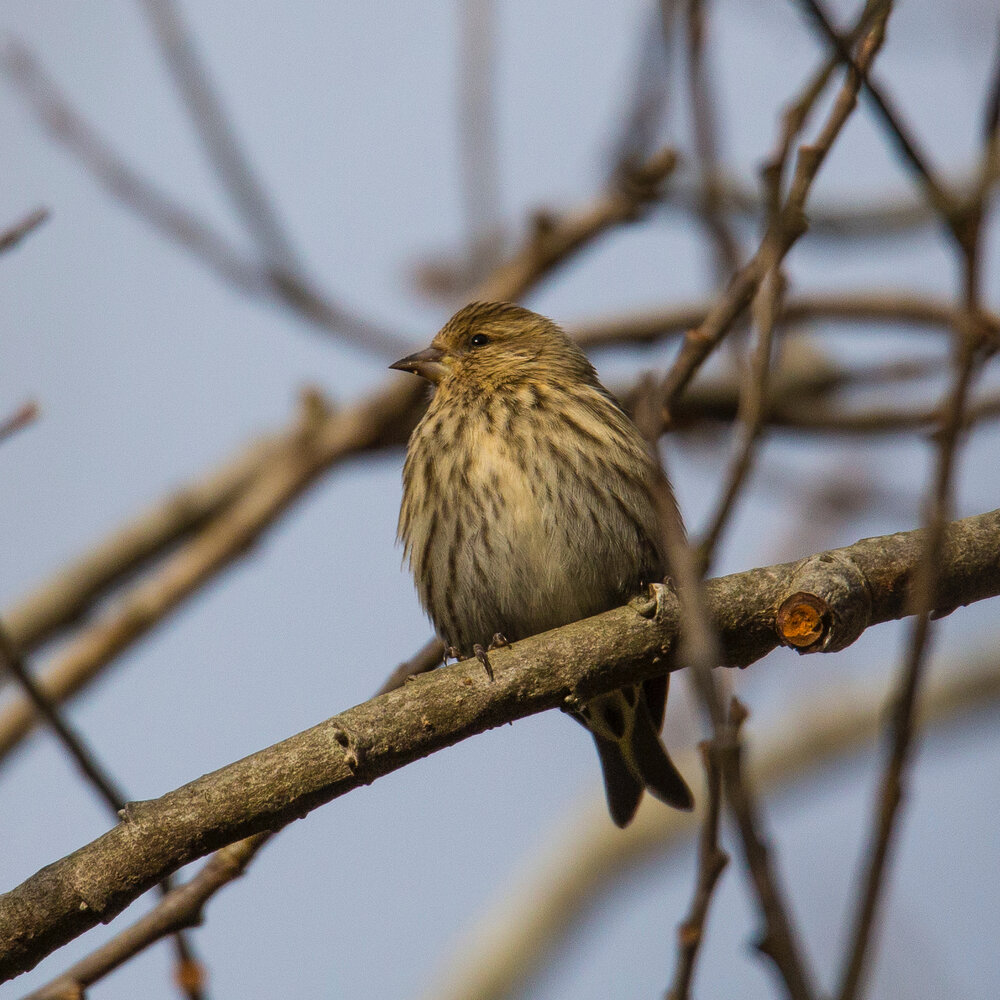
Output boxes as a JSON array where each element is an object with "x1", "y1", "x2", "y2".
[{"x1": 389, "y1": 346, "x2": 450, "y2": 384}]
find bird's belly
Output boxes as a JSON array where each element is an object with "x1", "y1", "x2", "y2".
[{"x1": 437, "y1": 445, "x2": 628, "y2": 649}]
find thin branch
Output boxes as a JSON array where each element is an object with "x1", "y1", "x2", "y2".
[
  {"x1": 474, "y1": 145, "x2": 678, "y2": 303},
  {"x1": 697, "y1": 260, "x2": 784, "y2": 567},
  {"x1": 0, "y1": 207, "x2": 48, "y2": 254},
  {"x1": 3, "y1": 416, "x2": 295, "y2": 656},
  {"x1": 760, "y1": 1, "x2": 881, "y2": 210},
  {"x1": 138, "y1": 0, "x2": 297, "y2": 268},
  {"x1": 0, "y1": 400, "x2": 39, "y2": 446},
  {"x1": 719, "y1": 698, "x2": 814, "y2": 997},
  {"x1": 794, "y1": 0, "x2": 960, "y2": 231},
  {"x1": 0, "y1": 380, "x2": 424, "y2": 764},
  {"x1": 665, "y1": 741, "x2": 728, "y2": 1000},
  {"x1": 23, "y1": 834, "x2": 270, "y2": 1000},
  {"x1": 571, "y1": 290, "x2": 1000, "y2": 349},
  {"x1": 0, "y1": 628, "x2": 206, "y2": 1000},
  {"x1": 666, "y1": 163, "x2": 983, "y2": 237},
  {"x1": 1, "y1": 508, "x2": 998, "y2": 984},
  {"x1": 658, "y1": 6, "x2": 889, "y2": 414},
  {"x1": 0, "y1": 627, "x2": 128, "y2": 812},
  {"x1": 683, "y1": 0, "x2": 742, "y2": 279},
  {"x1": 375, "y1": 638, "x2": 446, "y2": 696},
  {"x1": 420, "y1": 653, "x2": 1000, "y2": 1000},
  {"x1": 0, "y1": 41, "x2": 405, "y2": 355},
  {"x1": 835, "y1": 29, "x2": 996, "y2": 992}
]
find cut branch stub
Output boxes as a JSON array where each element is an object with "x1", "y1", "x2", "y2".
[
  {"x1": 775, "y1": 552, "x2": 872, "y2": 653},
  {"x1": 776, "y1": 592, "x2": 828, "y2": 649}
]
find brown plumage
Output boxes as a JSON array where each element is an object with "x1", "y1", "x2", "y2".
[{"x1": 391, "y1": 301, "x2": 693, "y2": 826}]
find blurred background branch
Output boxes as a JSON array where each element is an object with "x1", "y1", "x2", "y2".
[{"x1": 2, "y1": 0, "x2": 998, "y2": 997}]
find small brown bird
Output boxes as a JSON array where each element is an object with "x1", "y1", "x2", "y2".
[{"x1": 391, "y1": 301, "x2": 693, "y2": 826}]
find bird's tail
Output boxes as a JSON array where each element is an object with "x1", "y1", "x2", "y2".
[{"x1": 579, "y1": 676, "x2": 693, "y2": 827}]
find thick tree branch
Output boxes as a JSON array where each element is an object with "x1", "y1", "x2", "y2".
[{"x1": 0, "y1": 509, "x2": 998, "y2": 983}]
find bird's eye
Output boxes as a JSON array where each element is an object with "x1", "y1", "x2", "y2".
[{"x1": 469, "y1": 333, "x2": 490, "y2": 347}]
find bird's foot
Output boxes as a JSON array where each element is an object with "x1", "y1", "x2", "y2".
[
  {"x1": 445, "y1": 645, "x2": 462, "y2": 663},
  {"x1": 630, "y1": 581, "x2": 668, "y2": 620},
  {"x1": 488, "y1": 632, "x2": 509, "y2": 650},
  {"x1": 473, "y1": 643, "x2": 495, "y2": 682}
]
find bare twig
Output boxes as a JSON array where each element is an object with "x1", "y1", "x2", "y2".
[
  {"x1": 683, "y1": 0, "x2": 741, "y2": 279},
  {"x1": 697, "y1": 262, "x2": 783, "y2": 566},
  {"x1": 375, "y1": 638, "x2": 446, "y2": 696},
  {"x1": 0, "y1": 400, "x2": 39, "y2": 446},
  {"x1": 137, "y1": 0, "x2": 297, "y2": 269},
  {"x1": 0, "y1": 207, "x2": 48, "y2": 254},
  {"x1": 720, "y1": 698, "x2": 815, "y2": 998},
  {"x1": 475, "y1": 146, "x2": 678, "y2": 303},
  {"x1": 795, "y1": 0, "x2": 964, "y2": 236},
  {"x1": 665, "y1": 741, "x2": 728, "y2": 1000},
  {"x1": 761, "y1": 2, "x2": 881, "y2": 210},
  {"x1": 0, "y1": 627, "x2": 129, "y2": 814}
]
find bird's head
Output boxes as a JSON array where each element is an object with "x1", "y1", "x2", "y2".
[{"x1": 390, "y1": 301, "x2": 596, "y2": 392}]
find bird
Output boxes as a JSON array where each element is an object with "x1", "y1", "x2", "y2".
[{"x1": 391, "y1": 301, "x2": 693, "y2": 826}]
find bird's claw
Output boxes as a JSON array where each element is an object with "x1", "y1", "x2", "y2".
[
  {"x1": 473, "y1": 643, "x2": 495, "y2": 682},
  {"x1": 488, "y1": 633, "x2": 509, "y2": 650},
  {"x1": 630, "y1": 582, "x2": 668, "y2": 620}
]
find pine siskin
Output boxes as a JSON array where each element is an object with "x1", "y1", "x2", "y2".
[{"x1": 391, "y1": 301, "x2": 693, "y2": 826}]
